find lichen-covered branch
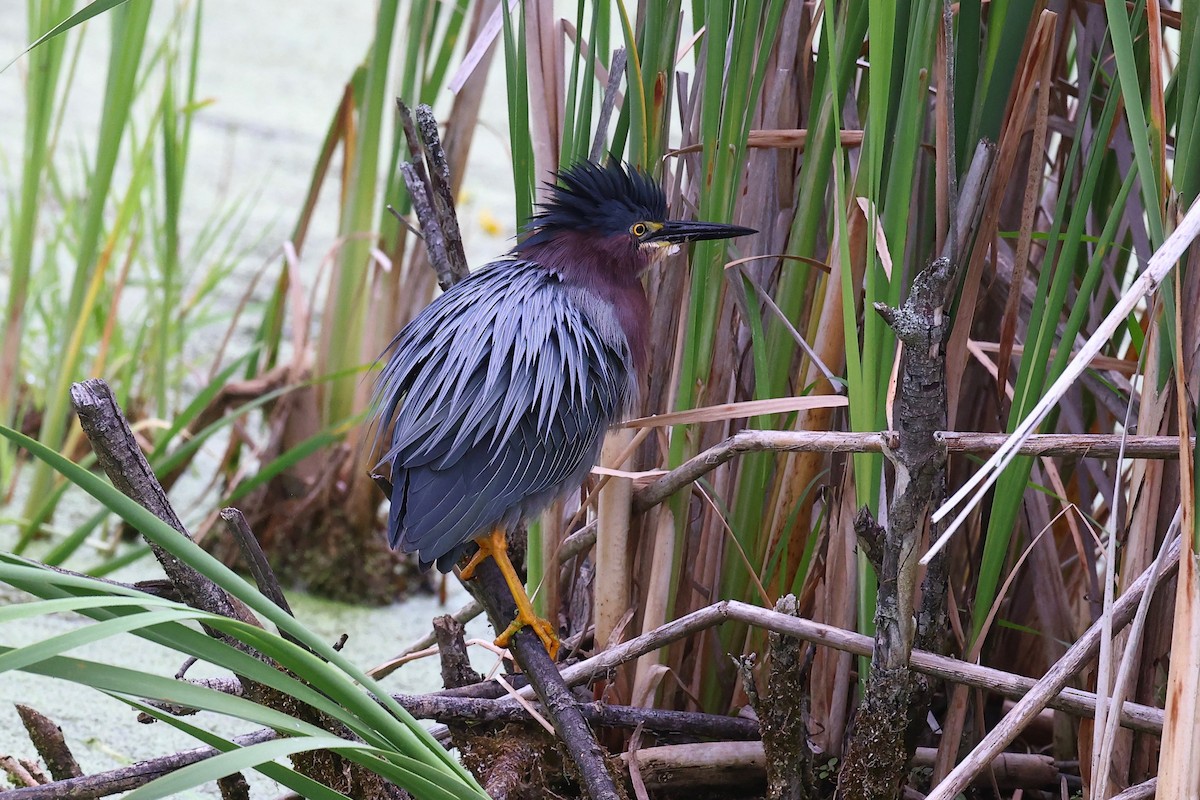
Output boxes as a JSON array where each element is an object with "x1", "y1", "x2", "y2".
[
  {"x1": 837, "y1": 257, "x2": 954, "y2": 800},
  {"x1": 751, "y1": 596, "x2": 817, "y2": 800}
]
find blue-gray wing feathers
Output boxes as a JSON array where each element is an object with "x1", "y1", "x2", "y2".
[{"x1": 371, "y1": 260, "x2": 632, "y2": 571}]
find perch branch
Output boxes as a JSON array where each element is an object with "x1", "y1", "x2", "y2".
[{"x1": 469, "y1": 555, "x2": 622, "y2": 799}]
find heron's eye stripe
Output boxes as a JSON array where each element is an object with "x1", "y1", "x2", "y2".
[{"x1": 631, "y1": 222, "x2": 648, "y2": 237}]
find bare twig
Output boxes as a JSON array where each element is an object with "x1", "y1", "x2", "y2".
[
  {"x1": 415, "y1": 105, "x2": 467, "y2": 278},
  {"x1": 519, "y1": 600, "x2": 1165, "y2": 736},
  {"x1": 634, "y1": 430, "x2": 1191, "y2": 513},
  {"x1": 369, "y1": 598, "x2": 484, "y2": 679},
  {"x1": 397, "y1": 100, "x2": 469, "y2": 290},
  {"x1": 220, "y1": 508, "x2": 293, "y2": 617},
  {"x1": 433, "y1": 615, "x2": 484, "y2": 690},
  {"x1": 0, "y1": 756, "x2": 43, "y2": 789}
]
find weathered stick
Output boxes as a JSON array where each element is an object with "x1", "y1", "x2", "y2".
[
  {"x1": 397, "y1": 100, "x2": 470, "y2": 290},
  {"x1": 0, "y1": 729, "x2": 279, "y2": 800},
  {"x1": 14, "y1": 705, "x2": 82, "y2": 781},
  {"x1": 70, "y1": 380, "x2": 258, "y2": 637},
  {"x1": 469, "y1": 555, "x2": 622, "y2": 799},
  {"x1": 69, "y1": 380, "x2": 406, "y2": 800},
  {"x1": 398, "y1": 696, "x2": 760, "y2": 740},
  {"x1": 431, "y1": 614, "x2": 538, "y2": 800},
  {"x1": 620, "y1": 742, "x2": 1061, "y2": 793},
  {"x1": 752, "y1": 595, "x2": 816, "y2": 798},
  {"x1": 220, "y1": 508, "x2": 293, "y2": 617},
  {"x1": 1110, "y1": 777, "x2": 1157, "y2": 800},
  {"x1": 0, "y1": 757, "x2": 44, "y2": 789},
  {"x1": 70, "y1": 379, "x2": 274, "y2": 724},
  {"x1": 414, "y1": 104, "x2": 468, "y2": 281}
]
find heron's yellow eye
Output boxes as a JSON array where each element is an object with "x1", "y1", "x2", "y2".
[{"x1": 631, "y1": 222, "x2": 648, "y2": 238}]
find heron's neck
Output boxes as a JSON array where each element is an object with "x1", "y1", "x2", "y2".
[{"x1": 518, "y1": 230, "x2": 651, "y2": 372}]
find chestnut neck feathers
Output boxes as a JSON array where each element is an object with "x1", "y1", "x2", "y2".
[
  {"x1": 513, "y1": 161, "x2": 662, "y2": 371},
  {"x1": 516, "y1": 229, "x2": 650, "y2": 372}
]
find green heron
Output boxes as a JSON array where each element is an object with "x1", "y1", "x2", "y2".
[{"x1": 371, "y1": 160, "x2": 754, "y2": 658}]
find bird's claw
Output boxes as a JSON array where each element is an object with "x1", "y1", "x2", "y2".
[
  {"x1": 496, "y1": 613, "x2": 560, "y2": 660},
  {"x1": 457, "y1": 550, "x2": 488, "y2": 581},
  {"x1": 459, "y1": 526, "x2": 560, "y2": 659}
]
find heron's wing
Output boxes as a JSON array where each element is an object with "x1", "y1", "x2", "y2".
[{"x1": 370, "y1": 261, "x2": 631, "y2": 568}]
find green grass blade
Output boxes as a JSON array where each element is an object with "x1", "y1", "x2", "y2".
[{"x1": 1, "y1": 0, "x2": 133, "y2": 73}]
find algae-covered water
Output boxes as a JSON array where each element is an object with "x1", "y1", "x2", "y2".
[{"x1": 0, "y1": 2, "x2": 517, "y2": 795}]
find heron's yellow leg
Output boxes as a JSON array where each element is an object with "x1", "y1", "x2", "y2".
[{"x1": 458, "y1": 527, "x2": 559, "y2": 659}]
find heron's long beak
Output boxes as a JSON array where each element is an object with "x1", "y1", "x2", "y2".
[{"x1": 650, "y1": 219, "x2": 757, "y2": 243}]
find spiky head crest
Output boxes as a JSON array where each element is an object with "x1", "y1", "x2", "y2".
[{"x1": 517, "y1": 160, "x2": 666, "y2": 249}]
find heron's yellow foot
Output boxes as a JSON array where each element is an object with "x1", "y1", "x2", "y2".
[
  {"x1": 459, "y1": 527, "x2": 560, "y2": 660},
  {"x1": 495, "y1": 607, "x2": 559, "y2": 660}
]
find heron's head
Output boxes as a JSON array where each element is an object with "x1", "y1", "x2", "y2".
[{"x1": 516, "y1": 160, "x2": 755, "y2": 272}]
